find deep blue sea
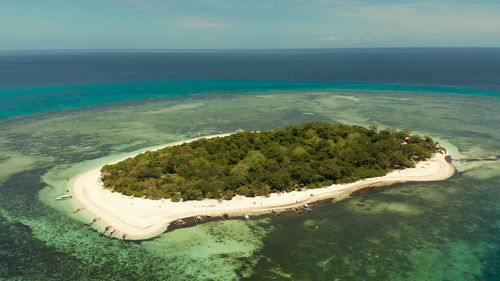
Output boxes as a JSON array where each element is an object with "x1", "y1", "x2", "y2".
[
  {"x1": 1, "y1": 48, "x2": 499, "y2": 118},
  {"x1": 0, "y1": 48, "x2": 499, "y2": 280}
]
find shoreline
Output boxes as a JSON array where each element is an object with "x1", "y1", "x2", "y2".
[{"x1": 70, "y1": 134, "x2": 455, "y2": 240}]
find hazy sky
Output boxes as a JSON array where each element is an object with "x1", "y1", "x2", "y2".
[{"x1": 1, "y1": 0, "x2": 500, "y2": 50}]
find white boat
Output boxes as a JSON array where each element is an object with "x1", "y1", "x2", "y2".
[
  {"x1": 244, "y1": 215, "x2": 250, "y2": 220},
  {"x1": 56, "y1": 195, "x2": 72, "y2": 200}
]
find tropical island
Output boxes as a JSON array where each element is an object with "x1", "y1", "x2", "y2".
[
  {"x1": 70, "y1": 122, "x2": 454, "y2": 240},
  {"x1": 101, "y1": 122, "x2": 443, "y2": 201}
]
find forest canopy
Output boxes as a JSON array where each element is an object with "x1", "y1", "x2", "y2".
[{"x1": 101, "y1": 122, "x2": 442, "y2": 201}]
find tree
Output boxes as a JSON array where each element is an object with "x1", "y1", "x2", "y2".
[
  {"x1": 223, "y1": 190, "x2": 234, "y2": 200},
  {"x1": 101, "y1": 122, "x2": 439, "y2": 201}
]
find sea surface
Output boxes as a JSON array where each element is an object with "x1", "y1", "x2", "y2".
[{"x1": 0, "y1": 48, "x2": 499, "y2": 280}]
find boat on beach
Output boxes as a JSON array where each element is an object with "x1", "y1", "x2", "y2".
[
  {"x1": 175, "y1": 219, "x2": 187, "y2": 227},
  {"x1": 103, "y1": 225, "x2": 111, "y2": 234},
  {"x1": 304, "y1": 204, "x2": 312, "y2": 212},
  {"x1": 56, "y1": 195, "x2": 72, "y2": 200},
  {"x1": 73, "y1": 207, "x2": 86, "y2": 213}
]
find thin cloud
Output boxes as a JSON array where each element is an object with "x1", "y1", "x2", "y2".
[
  {"x1": 315, "y1": 36, "x2": 344, "y2": 41},
  {"x1": 179, "y1": 16, "x2": 231, "y2": 28},
  {"x1": 121, "y1": 0, "x2": 172, "y2": 11},
  {"x1": 334, "y1": 2, "x2": 500, "y2": 34},
  {"x1": 314, "y1": 36, "x2": 385, "y2": 41},
  {"x1": 200, "y1": 0, "x2": 230, "y2": 8}
]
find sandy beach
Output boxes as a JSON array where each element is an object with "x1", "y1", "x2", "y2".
[{"x1": 71, "y1": 134, "x2": 455, "y2": 240}]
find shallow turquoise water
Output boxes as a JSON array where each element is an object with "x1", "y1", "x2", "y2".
[
  {"x1": 0, "y1": 88, "x2": 499, "y2": 280},
  {"x1": 2, "y1": 80, "x2": 499, "y2": 119}
]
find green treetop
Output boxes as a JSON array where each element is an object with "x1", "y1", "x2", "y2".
[{"x1": 101, "y1": 122, "x2": 442, "y2": 201}]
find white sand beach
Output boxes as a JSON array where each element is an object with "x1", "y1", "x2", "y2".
[{"x1": 71, "y1": 135, "x2": 455, "y2": 240}]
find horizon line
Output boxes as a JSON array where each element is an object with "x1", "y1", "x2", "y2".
[{"x1": 1, "y1": 46, "x2": 500, "y2": 52}]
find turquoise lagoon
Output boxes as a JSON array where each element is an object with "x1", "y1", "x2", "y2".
[{"x1": 0, "y1": 85, "x2": 499, "y2": 280}]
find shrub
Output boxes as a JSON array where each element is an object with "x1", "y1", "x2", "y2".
[{"x1": 171, "y1": 193, "x2": 182, "y2": 202}]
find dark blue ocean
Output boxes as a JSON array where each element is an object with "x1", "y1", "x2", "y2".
[
  {"x1": 0, "y1": 48, "x2": 499, "y2": 280},
  {"x1": 1, "y1": 48, "x2": 499, "y2": 118}
]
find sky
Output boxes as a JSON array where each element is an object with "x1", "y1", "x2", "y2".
[{"x1": 1, "y1": 0, "x2": 500, "y2": 50}]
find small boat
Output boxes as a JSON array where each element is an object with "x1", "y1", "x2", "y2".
[
  {"x1": 292, "y1": 207, "x2": 302, "y2": 214},
  {"x1": 244, "y1": 215, "x2": 250, "y2": 221},
  {"x1": 103, "y1": 226, "x2": 111, "y2": 234},
  {"x1": 108, "y1": 229, "x2": 117, "y2": 237},
  {"x1": 120, "y1": 234, "x2": 127, "y2": 242},
  {"x1": 196, "y1": 216, "x2": 204, "y2": 223},
  {"x1": 56, "y1": 195, "x2": 72, "y2": 200},
  {"x1": 89, "y1": 217, "x2": 101, "y2": 225},
  {"x1": 205, "y1": 215, "x2": 214, "y2": 220},
  {"x1": 222, "y1": 213, "x2": 230, "y2": 220},
  {"x1": 271, "y1": 209, "x2": 280, "y2": 216},
  {"x1": 303, "y1": 204, "x2": 312, "y2": 212},
  {"x1": 73, "y1": 207, "x2": 86, "y2": 213},
  {"x1": 175, "y1": 219, "x2": 187, "y2": 227}
]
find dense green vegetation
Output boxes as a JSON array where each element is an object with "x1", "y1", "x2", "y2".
[{"x1": 101, "y1": 122, "x2": 442, "y2": 201}]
